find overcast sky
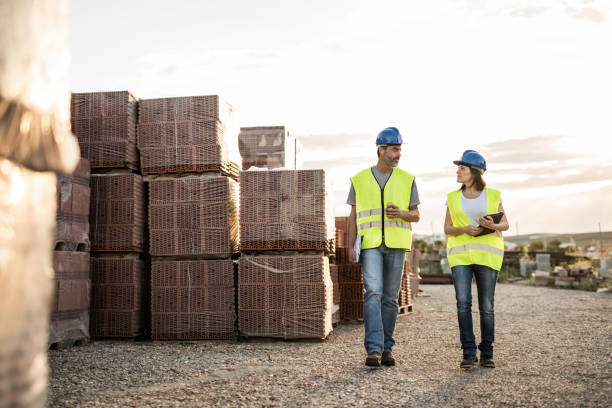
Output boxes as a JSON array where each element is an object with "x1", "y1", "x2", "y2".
[{"x1": 69, "y1": 0, "x2": 611, "y2": 236}]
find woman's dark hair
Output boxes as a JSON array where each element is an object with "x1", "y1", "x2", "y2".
[{"x1": 460, "y1": 167, "x2": 486, "y2": 191}]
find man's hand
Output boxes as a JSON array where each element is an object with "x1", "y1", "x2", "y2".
[
  {"x1": 348, "y1": 247, "x2": 356, "y2": 264},
  {"x1": 463, "y1": 226, "x2": 483, "y2": 236},
  {"x1": 385, "y1": 202, "x2": 404, "y2": 219}
]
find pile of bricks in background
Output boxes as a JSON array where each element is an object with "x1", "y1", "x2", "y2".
[
  {"x1": 238, "y1": 169, "x2": 336, "y2": 339},
  {"x1": 137, "y1": 95, "x2": 240, "y2": 178},
  {"x1": 238, "y1": 126, "x2": 302, "y2": 170},
  {"x1": 238, "y1": 255, "x2": 333, "y2": 339},
  {"x1": 50, "y1": 158, "x2": 91, "y2": 348},
  {"x1": 139, "y1": 95, "x2": 240, "y2": 340},
  {"x1": 71, "y1": 91, "x2": 148, "y2": 339}
]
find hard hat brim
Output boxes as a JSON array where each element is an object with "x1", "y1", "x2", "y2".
[{"x1": 453, "y1": 160, "x2": 485, "y2": 173}]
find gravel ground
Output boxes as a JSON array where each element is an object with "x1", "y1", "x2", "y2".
[{"x1": 48, "y1": 284, "x2": 612, "y2": 407}]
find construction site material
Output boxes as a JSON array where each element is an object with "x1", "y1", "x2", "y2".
[
  {"x1": 71, "y1": 91, "x2": 139, "y2": 170},
  {"x1": 238, "y1": 255, "x2": 333, "y2": 339},
  {"x1": 238, "y1": 126, "x2": 298, "y2": 170},
  {"x1": 49, "y1": 251, "x2": 90, "y2": 348},
  {"x1": 151, "y1": 259, "x2": 235, "y2": 340},
  {"x1": 240, "y1": 169, "x2": 335, "y2": 252},
  {"x1": 137, "y1": 95, "x2": 240, "y2": 176},
  {"x1": 330, "y1": 265, "x2": 340, "y2": 324},
  {"x1": 534, "y1": 270, "x2": 549, "y2": 286},
  {"x1": 90, "y1": 256, "x2": 147, "y2": 338},
  {"x1": 536, "y1": 253, "x2": 551, "y2": 272},
  {"x1": 90, "y1": 173, "x2": 146, "y2": 252},
  {"x1": 55, "y1": 158, "x2": 91, "y2": 251},
  {"x1": 148, "y1": 175, "x2": 239, "y2": 258}
]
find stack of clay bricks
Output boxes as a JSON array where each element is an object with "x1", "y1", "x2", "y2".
[
  {"x1": 139, "y1": 95, "x2": 240, "y2": 340},
  {"x1": 50, "y1": 158, "x2": 91, "y2": 348},
  {"x1": 238, "y1": 169, "x2": 336, "y2": 339},
  {"x1": 238, "y1": 126, "x2": 299, "y2": 170},
  {"x1": 71, "y1": 91, "x2": 148, "y2": 338},
  {"x1": 334, "y1": 217, "x2": 363, "y2": 320}
]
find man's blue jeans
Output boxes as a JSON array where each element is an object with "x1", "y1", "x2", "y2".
[
  {"x1": 361, "y1": 244, "x2": 406, "y2": 354},
  {"x1": 451, "y1": 264, "x2": 498, "y2": 356}
]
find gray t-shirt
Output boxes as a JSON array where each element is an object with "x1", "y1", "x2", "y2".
[{"x1": 346, "y1": 166, "x2": 420, "y2": 207}]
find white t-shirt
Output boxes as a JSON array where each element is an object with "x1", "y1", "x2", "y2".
[{"x1": 446, "y1": 190, "x2": 502, "y2": 227}]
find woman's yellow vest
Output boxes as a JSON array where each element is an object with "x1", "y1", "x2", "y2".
[
  {"x1": 351, "y1": 168, "x2": 414, "y2": 250},
  {"x1": 446, "y1": 188, "x2": 504, "y2": 271}
]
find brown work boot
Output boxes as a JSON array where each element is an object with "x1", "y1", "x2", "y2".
[
  {"x1": 381, "y1": 351, "x2": 396, "y2": 366},
  {"x1": 365, "y1": 352, "x2": 381, "y2": 367}
]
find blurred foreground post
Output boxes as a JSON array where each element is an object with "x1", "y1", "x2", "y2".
[{"x1": 0, "y1": 1, "x2": 78, "y2": 406}]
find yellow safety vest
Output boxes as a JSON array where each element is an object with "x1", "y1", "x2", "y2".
[
  {"x1": 446, "y1": 188, "x2": 504, "y2": 271},
  {"x1": 351, "y1": 168, "x2": 414, "y2": 250}
]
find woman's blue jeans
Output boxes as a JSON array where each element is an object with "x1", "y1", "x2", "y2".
[
  {"x1": 361, "y1": 244, "x2": 406, "y2": 354},
  {"x1": 451, "y1": 264, "x2": 498, "y2": 357}
]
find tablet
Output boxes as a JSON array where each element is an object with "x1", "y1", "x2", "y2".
[{"x1": 475, "y1": 211, "x2": 504, "y2": 237}]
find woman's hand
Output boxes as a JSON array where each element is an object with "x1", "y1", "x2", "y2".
[
  {"x1": 463, "y1": 226, "x2": 483, "y2": 236},
  {"x1": 478, "y1": 215, "x2": 496, "y2": 230}
]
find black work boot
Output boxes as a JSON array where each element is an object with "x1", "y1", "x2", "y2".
[
  {"x1": 381, "y1": 351, "x2": 396, "y2": 366},
  {"x1": 365, "y1": 352, "x2": 382, "y2": 367},
  {"x1": 460, "y1": 354, "x2": 478, "y2": 370},
  {"x1": 479, "y1": 355, "x2": 495, "y2": 368}
]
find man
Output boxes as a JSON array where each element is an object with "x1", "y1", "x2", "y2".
[{"x1": 346, "y1": 127, "x2": 420, "y2": 367}]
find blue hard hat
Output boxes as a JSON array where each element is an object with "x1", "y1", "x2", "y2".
[
  {"x1": 453, "y1": 150, "x2": 487, "y2": 172},
  {"x1": 376, "y1": 127, "x2": 403, "y2": 145}
]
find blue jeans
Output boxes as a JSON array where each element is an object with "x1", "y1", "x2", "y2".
[
  {"x1": 451, "y1": 264, "x2": 498, "y2": 356},
  {"x1": 361, "y1": 243, "x2": 406, "y2": 354}
]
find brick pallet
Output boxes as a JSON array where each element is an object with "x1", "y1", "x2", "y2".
[
  {"x1": 50, "y1": 158, "x2": 92, "y2": 349},
  {"x1": 240, "y1": 170, "x2": 335, "y2": 253},
  {"x1": 148, "y1": 175, "x2": 239, "y2": 258},
  {"x1": 71, "y1": 91, "x2": 138, "y2": 170},
  {"x1": 90, "y1": 173, "x2": 146, "y2": 252},
  {"x1": 238, "y1": 255, "x2": 333, "y2": 339},
  {"x1": 151, "y1": 259, "x2": 235, "y2": 340},
  {"x1": 238, "y1": 126, "x2": 297, "y2": 170},
  {"x1": 138, "y1": 95, "x2": 240, "y2": 177},
  {"x1": 90, "y1": 256, "x2": 147, "y2": 338}
]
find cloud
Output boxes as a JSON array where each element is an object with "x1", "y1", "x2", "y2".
[
  {"x1": 480, "y1": 135, "x2": 580, "y2": 164},
  {"x1": 567, "y1": 6, "x2": 606, "y2": 24}
]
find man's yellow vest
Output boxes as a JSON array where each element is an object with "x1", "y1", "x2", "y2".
[
  {"x1": 351, "y1": 168, "x2": 414, "y2": 250},
  {"x1": 446, "y1": 188, "x2": 504, "y2": 271}
]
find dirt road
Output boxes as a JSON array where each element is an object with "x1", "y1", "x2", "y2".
[{"x1": 48, "y1": 284, "x2": 612, "y2": 407}]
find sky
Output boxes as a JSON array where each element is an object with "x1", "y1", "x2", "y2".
[{"x1": 69, "y1": 0, "x2": 612, "y2": 236}]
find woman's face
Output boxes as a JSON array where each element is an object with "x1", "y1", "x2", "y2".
[{"x1": 456, "y1": 165, "x2": 473, "y2": 185}]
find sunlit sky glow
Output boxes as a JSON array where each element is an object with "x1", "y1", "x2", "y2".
[{"x1": 69, "y1": 0, "x2": 611, "y2": 235}]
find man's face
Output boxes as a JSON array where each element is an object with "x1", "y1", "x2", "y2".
[{"x1": 380, "y1": 145, "x2": 402, "y2": 167}]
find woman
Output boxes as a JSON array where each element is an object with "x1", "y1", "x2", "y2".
[{"x1": 444, "y1": 150, "x2": 509, "y2": 371}]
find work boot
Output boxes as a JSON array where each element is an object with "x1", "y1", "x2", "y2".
[
  {"x1": 460, "y1": 354, "x2": 478, "y2": 370},
  {"x1": 479, "y1": 355, "x2": 495, "y2": 368},
  {"x1": 381, "y1": 352, "x2": 396, "y2": 366},
  {"x1": 365, "y1": 352, "x2": 381, "y2": 367}
]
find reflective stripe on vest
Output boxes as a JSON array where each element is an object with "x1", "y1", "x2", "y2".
[
  {"x1": 351, "y1": 167, "x2": 414, "y2": 250},
  {"x1": 446, "y1": 188, "x2": 504, "y2": 271}
]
